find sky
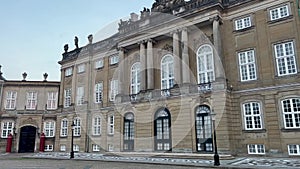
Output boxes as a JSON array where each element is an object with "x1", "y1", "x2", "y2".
[{"x1": 0, "y1": 0, "x2": 154, "y2": 81}]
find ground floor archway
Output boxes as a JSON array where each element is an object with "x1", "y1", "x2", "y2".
[{"x1": 18, "y1": 126, "x2": 36, "y2": 153}]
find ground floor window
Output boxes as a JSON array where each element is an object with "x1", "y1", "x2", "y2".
[
  {"x1": 154, "y1": 108, "x2": 172, "y2": 151},
  {"x1": 92, "y1": 144, "x2": 100, "y2": 152},
  {"x1": 44, "y1": 145, "x2": 53, "y2": 152},
  {"x1": 108, "y1": 144, "x2": 114, "y2": 152},
  {"x1": 288, "y1": 145, "x2": 300, "y2": 155},
  {"x1": 74, "y1": 145, "x2": 79, "y2": 152},
  {"x1": 60, "y1": 145, "x2": 66, "y2": 152},
  {"x1": 248, "y1": 144, "x2": 265, "y2": 154}
]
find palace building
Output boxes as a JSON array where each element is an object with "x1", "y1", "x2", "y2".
[{"x1": 1, "y1": 0, "x2": 300, "y2": 157}]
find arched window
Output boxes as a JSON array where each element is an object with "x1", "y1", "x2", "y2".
[
  {"x1": 130, "y1": 62, "x2": 141, "y2": 94},
  {"x1": 93, "y1": 116, "x2": 101, "y2": 135},
  {"x1": 281, "y1": 98, "x2": 300, "y2": 129},
  {"x1": 60, "y1": 118, "x2": 68, "y2": 137},
  {"x1": 161, "y1": 55, "x2": 174, "y2": 89},
  {"x1": 242, "y1": 102, "x2": 263, "y2": 130},
  {"x1": 124, "y1": 113, "x2": 134, "y2": 151},
  {"x1": 195, "y1": 105, "x2": 212, "y2": 152},
  {"x1": 197, "y1": 45, "x2": 215, "y2": 84},
  {"x1": 154, "y1": 108, "x2": 172, "y2": 151}
]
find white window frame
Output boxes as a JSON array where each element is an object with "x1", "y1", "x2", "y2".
[
  {"x1": 76, "y1": 87, "x2": 84, "y2": 105},
  {"x1": 130, "y1": 62, "x2": 141, "y2": 94},
  {"x1": 47, "y1": 92, "x2": 58, "y2": 110},
  {"x1": 161, "y1": 55, "x2": 175, "y2": 90},
  {"x1": 5, "y1": 91, "x2": 17, "y2": 110},
  {"x1": 60, "y1": 118, "x2": 68, "y2": 137},
  {"x1": 77, "y1": 64, "x2": 85, "y2": 73},
  {"x1": 282, "y1": 98, "x2": 300, "y2": 129},
  {"x1": 270, "y1": 4, "x2": 290, "y2": 21},
  {"x1": 288, "y1": 145, "x2": 300, "y2": 155},
  {"x1": 248, "y1": 144, "x2": 265, "y2": 155},
  {"x1": 197, "y1": 45, "x2": 215, "y2": 84},
  {"x1": 108, "y1": 115, "x2": 114, "y2": 135},
  {"x1": 235, "y1": 16, "x2": 251, "y2": 30},
  {"x1": 1, "y1": 121, "x2": 14, "y2": 138},
  {"x1": 109, "y1": 55, "x2": 119, "y2": 65},
  {"x1": 73, "y1": 118, "x2": 81, "y2": 136},
  {"x1": 108, "y1": 144, "x2": 114, "y2": 152},
  {"x1": 65, "y1": 67, "x2": 73, "y2": 77},
  {"x1": 95, "y1": 82, "x2": 103, "y2": 103},
  {"x1": 109, "y1": 80, "x2": 118, "y2": 101},
  {"x1": 274, "y1": 41, "x2": 297, "y2": 76},
  {"x1": 93, "y1": 116, "x2": 101, "y2": 136},
  {"x1": 95, "y1": 59, "x2": 104, "y2": 69},
  {"x1": 44, "y1": 145, "x2": 53, "y2": 152},
  {"x1": 26, "y1": 91, "x2": 37, "y2": 110},
  {"x1": 60, "y1": 144, "x2": 66, "y2": 152},
  {"x1": 44, "y1": 121, "x2": 55, "y2": 138},
  {"x1": 64, "y1": 89, "x2": 71, "y2": 108},
  {"x1": 74, "y1": 144, "x2": 79, "y2": 152},
  {"x1": 238, "y1": 50, "x2": 257, "y2": 81},
  {"x1": 92, "y1": 144, "x2": 100, "y2": 152},
  {"x1": 243, "y1": 102, "x2": 263, "y2": 130}
]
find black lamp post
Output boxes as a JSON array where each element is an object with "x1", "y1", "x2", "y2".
[
  {"x1": 211, "y1": 112, "x2": 220, "y2": 166},
  {"x1": 70, "y1": 121, "x2": 75, "y2": 159}
]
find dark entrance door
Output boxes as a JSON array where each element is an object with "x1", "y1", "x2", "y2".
[
  {"x1": 154, "y1": 109, "x2": 172, "y2": 151},
  {"x1": 123, "y1": 113, "x2": 134, "y2": 151},
  {"x1": 19, "y1": 126, "x2": 36, "y2": 153},
  {"x1": 195, "y1": 106, "x2": 213, "y2": 152}
]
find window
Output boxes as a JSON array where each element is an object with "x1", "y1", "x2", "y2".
[
  {"x1": 60, "y1": 119, "x2": 68, "y2": 137},
  {"x1": 44, "y1": 145, "x2": 53, "y2": 152},
  {"x1": 288, "y1": 145, "x2": 300, "y2": 155},
  {"x1": 26, "y1": 92, "x2": 37, "y2": 110},
  {"x1": 44, "y1": 121, "x2": 55, "y2": 137},
  {"x1": 235, "y1": 16, "x2": 251, "y2": 30},
  {"x1": 74, "y1": 145, "x2": 79, "y2": 152},
  {"x1": 95, "y1": 82, "x2": 103, "y2": 103},
  {"x1": 282, "y1": 98, "x2": 300, "y2": 129},
  {"x1": 93, "y1": 144, "x2": 100, "y2": 152},
  {"x1": 5, "y1": 91, "x2": 17, "y2": 109},
  {"x1": 161, "y1": 55, "x2": 174, "y2": 90},
  {"x1": 131, "y1": 62, "x2": 141, "y2": 94},
  {"x1": 64, "y1": 89, "x2": 71, "y2": 108},
  {"x1": 65, "y1": 67, "x2": 73, "y2": 76},
  {"x1": 95, "y1": 59, "x2": 104, "y2": 69},
  {"x1": 108, "y1": 144, "x2": 114, "y2": 152},
  {"x1": 154, "y1": 109, "x2": 172, "y2": 151},
  {"x1": 238, "y1": 50, "x2": 257, "y2": 81},
  {"x1": 248, "y1": 144, "x2": 265, "y2": 154},
  {"x1": 109, "y1": 80, "x2": 118, "y2": 101},
  {"x1": 270, "y1": 5, "x2": 289, "y2": 21},
  {"x1": 47, "y1": 92, "x2": 57, "y2": 110},
  {"x1": 73, "y1": 118, "x2": 81, "y2": 136},
  {"x1": 77, "y1": 64, "x2": 85, "y2": 73},
  {"x1": 124, "y1": 113, "x2": 134, "y2": 151},
  {"x1": 1, "y1": 121, "x2": 14, "y2": 138},
  {"x1": 243, "y1": 102, "x2": 263, "y2": 130},
  {"x1": 109, "y1": 55, "x2": 119, "y2": 65},
  {"x1": 93, "y1": 116, "x2": 101, "y2": 135},
  {"x1": 108, "y1": 115, "x2": 114, "y2": 135},
  {"x1": 197, "y1": 45, "x2": 215, "y2": 84},
  {"x1": 76, "y1": 87, "x2": 84, "y2": 105},
  {"x1": 195, "y1": 106, "x2": 212, "y2": 152},
  {"x1": 60, "y1": 144, "x2": 66, "y2": 152},
  {"x1": 274, "y1": 41, "x2": 297, "y2": 76}
]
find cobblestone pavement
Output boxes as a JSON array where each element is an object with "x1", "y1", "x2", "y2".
[{"x1": 1, "y1": 152, "x2": 300, "y2": 169}]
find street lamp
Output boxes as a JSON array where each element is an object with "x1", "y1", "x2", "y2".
[
  {"x1": 70, "y1": 121, "x2": 75, "y2": 159},
  {"x1": 211, "y1": 111, "x2": 220, "y2": 166}
]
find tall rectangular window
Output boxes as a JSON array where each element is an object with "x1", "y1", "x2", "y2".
[
  {"x1": 64, "y1": 89, "x2": 71, "y2": 108},
  {"x1": 1, "y1": 121, "x2": 14, "y2": 138},
  {"x1": 270, "y1": 5, "x2": 289, "y2": 21},
  {"x1": 95, "y1": 59, "x2": 104, "y2": 69},
  {"x1": 73, "y1": 118, "x2": 81, "y2": 136},
  {"x1": 95, "y1": 82, "x2": 103, "y2": 103},
  {"x1": 108, "y1": 115, "x2": 114, "y2": 135},
  {"x1": 77, "y1": 64, "x2": 85, "y2": 73},
  {"x1": 5, "y1": 91, "x2": 17, "y2": 109},
  {"x1": 65, "y1": 67, "x2": 73, "y2": 77},
  {"x1": 76, "y1": 87, "x2": 84, "y2": 105},
  {"x1": 110, "y1": 80, "x2": 118, "y2": 101},
  {"x1": 44, "y1": 121, "x2": 55, "y2": 137},
  {"x1": 248, "y1": 144, "x2": 265, "y2": 154},
  {"x1": 26, "y1": 92, "x2": 37, "y2": 110},
  {"x1": 274, "y1": 41, "x2": 297, "y2": 76},
  {"x1": 282, "y1": 98, "x2": 300, "y2": 129},
  {"x1": 235, "y1": 16, "x2": 251, "y2": 30},
  {"x1": 47, "y1": 92, "x2": 57, "y2": 110},
  {"x1": 243, "y1": 102, "x2": 263, "y2": 130},
  {"x1": 93, "y1": 116, "x2": 101, "y2": 135},
  {"x1": 239, "y1": 50, "x2": 257, "y2": 81},
  {"x1": 60, "y1": 119, "x2": 68, "y2": 137}
]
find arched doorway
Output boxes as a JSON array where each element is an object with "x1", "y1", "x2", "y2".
[
  {"x1": 123, "y1": 113, "x2": 134, "y2": 151},
  {"x1": 195, "y1": 105, "x2": 213, "y2": 152},
  {"x1": 18, "y1": 126, "x2": 36, "y2": 153},
  {"x1": 154, "y1": 108, "x2": 172, "y2": 151}
]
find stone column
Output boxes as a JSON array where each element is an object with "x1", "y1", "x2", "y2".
[
  {"x1": 213, "y1": 16, "x2": 223, "y2": 79},
  {"x1": 118, "y1": 47, "x2": 125, "y2": 94},
  {"x1": 139, "y1": 41, "x2": 147, "y2": 91},
  {"x1": 147, "y1": 39, "x2": 154, "y2": 90},
  {"x1": 173, "y1": 30, "x2": 181, "y2": 85},
  {"x1": 181, "y1": 27, "x2": 190, "y2": 84}
]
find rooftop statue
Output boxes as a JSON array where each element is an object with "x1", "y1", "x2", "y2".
[{"x1": 74, "y1": 36, "x2": 79, "y2": 49}]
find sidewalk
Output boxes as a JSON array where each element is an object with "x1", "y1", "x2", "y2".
[{"x1": 1, "y1": 152, "x2": 300, "y2": 169}]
